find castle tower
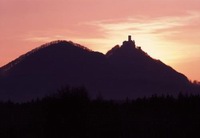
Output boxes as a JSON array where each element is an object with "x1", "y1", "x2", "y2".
[
  {"x1": 122, "y1": 35, "x2": 136, "y2": 49},
  {"x1": 128, "y1": 35, "x2": 132, "y2": 42}
]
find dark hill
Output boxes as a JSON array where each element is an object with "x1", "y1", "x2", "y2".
[
  {"x1": 0, "y1": 37, "x2": 193, "y2": 102},
  {"x1": 0, "y1": 40, "x2": 109, "y2": 101}
]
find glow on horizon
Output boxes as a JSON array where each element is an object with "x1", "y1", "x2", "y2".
[{"x1": 1, "y1": 0, "x2": 200, "y2": 81}]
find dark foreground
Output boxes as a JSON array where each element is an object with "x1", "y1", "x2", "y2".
[{"x1": 1, "y1": 87, "x2": 200, "y2": 138}]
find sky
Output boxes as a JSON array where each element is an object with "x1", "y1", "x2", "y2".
[{"x1": 1, "y1": 0, "x2": 200, "y2": 81}]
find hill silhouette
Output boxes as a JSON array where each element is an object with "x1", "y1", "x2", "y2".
[{"x1": 0, "y1": 36, "x2": 194, "y2": 102}]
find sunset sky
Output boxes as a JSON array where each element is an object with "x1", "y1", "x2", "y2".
[{"x1": 1, "y1": 0, "x2": 200, "y2": 81}]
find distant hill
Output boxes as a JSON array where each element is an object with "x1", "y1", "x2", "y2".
[{"x1": 0, "y1": 36, "x2": 195, "y2": 102}]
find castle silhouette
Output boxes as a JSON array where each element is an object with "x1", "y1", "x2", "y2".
[{"x1": 122, "y1": 35, "x2": 141, "y2": 50}]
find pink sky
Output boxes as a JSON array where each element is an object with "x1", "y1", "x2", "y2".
[{"x1": 1, "y1": 0, "x2": 200, "y2": 81}]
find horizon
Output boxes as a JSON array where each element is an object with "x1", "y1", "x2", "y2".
[{"x1": 1, "y1": 0, "x2": 200, "y2": 81}]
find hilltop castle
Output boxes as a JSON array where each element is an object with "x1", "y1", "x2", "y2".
[
  {"x1": 122, "y1": 35, "x2": 142, "y2": 51},
  {"x1": 122, "y1": 35, "x2": 136, "y2": 48}
]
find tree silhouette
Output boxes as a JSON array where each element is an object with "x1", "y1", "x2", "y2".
[{"x1": 0, "y1": 87, "x2": 200, "y2": 137}]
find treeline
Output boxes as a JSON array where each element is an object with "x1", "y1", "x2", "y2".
[{"x1": 1, "y1": 87, "x2": 200, "y2": 138}]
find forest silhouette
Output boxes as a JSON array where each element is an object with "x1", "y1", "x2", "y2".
[{"x1": 0, "y1": 86, "x2": 200, "y2": 138}]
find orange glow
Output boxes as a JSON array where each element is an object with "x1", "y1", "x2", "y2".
[{"x1": 1, "y1": 0, "x2": 200, "y2": 81}]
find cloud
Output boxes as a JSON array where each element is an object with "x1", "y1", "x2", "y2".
[
  {"x1": 80, "y1": 11, "x2": 200, "y2": 50},
  {"x1": 86, "y1": 11, "x2": 200, "y2": 36}
]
